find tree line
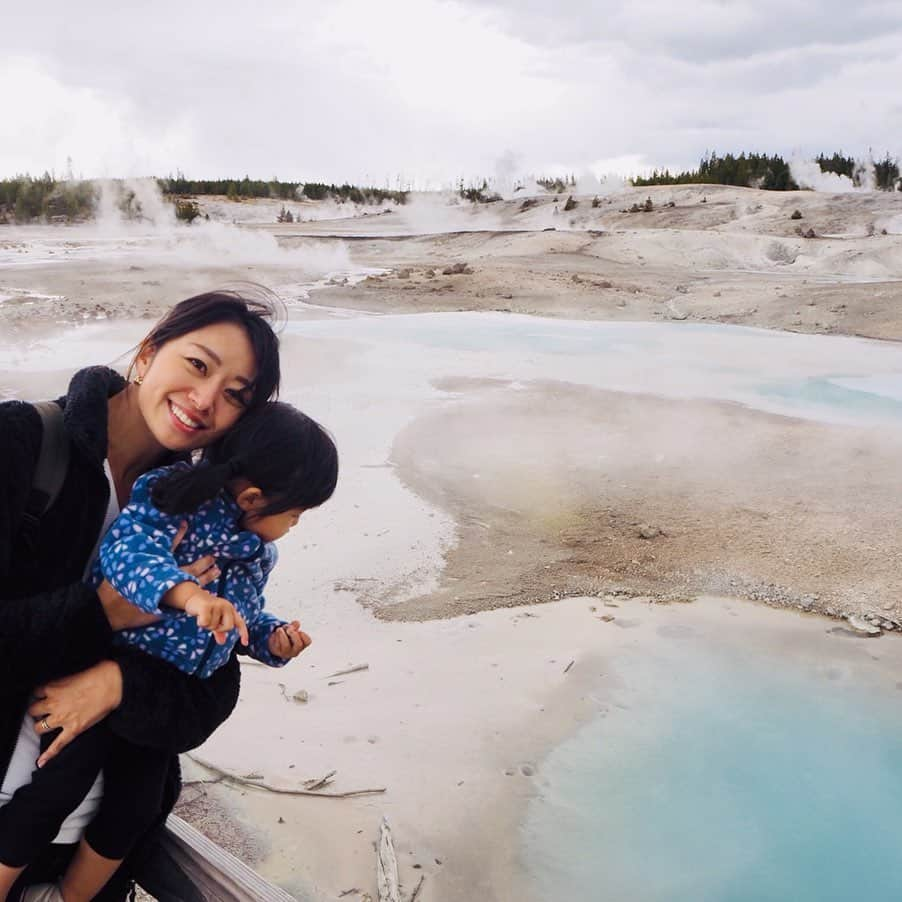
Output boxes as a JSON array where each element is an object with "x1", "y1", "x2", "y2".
[
  {"x1": 157, "y1": 175, "x2": 407, "y2": 205},
  {"x1": 632, "y1": 151, "x2": 900, "y2": 191},
  {"x1": 0, "y1": 174, "x2": 409, "y2": 223},
  {"x1": 0, "y1": 173, "x2": 98, "y2": 223}
]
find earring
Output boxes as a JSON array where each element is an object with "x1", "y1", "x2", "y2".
[{"x1": 134, "y1": 375, "x2": 144, "y2": 386}]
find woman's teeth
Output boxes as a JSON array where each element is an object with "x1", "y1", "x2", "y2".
[{"x1": 170, "y1": 403, "x2": 201, "y2": 429}]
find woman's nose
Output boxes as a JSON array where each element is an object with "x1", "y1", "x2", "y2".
[{"x1": 188, "y1": 385, "x2": 216, "y2": 412}]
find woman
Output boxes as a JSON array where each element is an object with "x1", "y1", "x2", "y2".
[{"x1": 0, "y1": 287, "x2": 283, "y2": 900}]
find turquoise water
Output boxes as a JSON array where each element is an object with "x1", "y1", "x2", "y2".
[
  {"x1": 759, "y1": 377, "x2": 902, "y2": 421},
  {"x1": 287, "y1": 314, "x2": 902, "y2": 426},
  {"x1": 522, "y1": 636, "x2": 902, "y2": 901}
]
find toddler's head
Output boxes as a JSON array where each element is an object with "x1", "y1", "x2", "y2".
[{"x1": 152, "y1": 401, "x2": 338, "y2": 540}]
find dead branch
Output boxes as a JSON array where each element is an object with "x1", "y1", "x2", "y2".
[
  {"x1": 303, "y1": 770, "x2": 337, "y2": 791},
  {"x1": 325, "y1": 663, "x2": 370, "y2": 679},
  {"x1": 409, "y1": 874, "x2": 426, "y2": 902},
  {"x1": 186, "y1": 754, "x2": 386, "y2": 798}
]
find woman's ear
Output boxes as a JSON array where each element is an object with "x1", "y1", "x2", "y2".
[
  {"x1": 135, "y1": 342, "x2": 156, "y2": 380},
  {"x1": 235, "y1": 486, "x2": 266, "y2": 512}
]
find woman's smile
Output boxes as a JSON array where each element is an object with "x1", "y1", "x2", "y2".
[{"x1": 167, "y1": 400, "x2": 206, "y2": 433}]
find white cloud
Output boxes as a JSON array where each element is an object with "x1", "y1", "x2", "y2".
[
  {"x1": 0, "y1": 57, "x2": 194, "y2": 177},
  {"x1": 1, "y1": 1, "x2": 901, "y2": 185}
]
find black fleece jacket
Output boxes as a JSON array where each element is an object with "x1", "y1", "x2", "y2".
[{"x1": 0, "y1": 366, "x2": 241, "y2": 799}]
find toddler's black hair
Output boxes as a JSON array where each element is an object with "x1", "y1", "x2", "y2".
[{"x1": 151, "y1": 401, "x2": 338, "y2": 517}]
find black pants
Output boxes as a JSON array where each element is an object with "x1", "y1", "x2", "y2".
[
  {"x1": 0, "y1": 721, "x2": 168, "y2": 867},
  {"x1": 7, "y1": 841, "x2": 134, "y2": 902}
]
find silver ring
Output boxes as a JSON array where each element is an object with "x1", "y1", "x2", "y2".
[{"x1": 39, "y1": 717, "x2": 51, "y2": 733}]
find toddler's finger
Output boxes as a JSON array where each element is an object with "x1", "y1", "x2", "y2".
[
  {"x1": 216, "y1": 605, "x2": 236, "y2": 638},
  {"x1": 236, "y1": 611, "x2": 250, "y2": 646},
  {"x1": 272, "y1": 630, "x2": 289, "y2": 656},
  {"x1": 282, "y1": 628, "x2": 305, "y2": 656}
]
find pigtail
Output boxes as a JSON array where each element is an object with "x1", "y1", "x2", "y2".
[
  {"x1": 149, "y1": 401, "x2": 338, "y2": 519},
  {"x1": 151, "y1": 459, "x2": 239, "y2": 515}
]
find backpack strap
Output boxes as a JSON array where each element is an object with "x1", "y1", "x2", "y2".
[{"x1": 20, "y1": 401, "x2": 71, "y2": 545}]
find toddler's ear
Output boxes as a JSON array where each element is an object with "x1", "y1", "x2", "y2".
[{"x1": 235, "y1": 486, "x2": 267, "y2": 512}]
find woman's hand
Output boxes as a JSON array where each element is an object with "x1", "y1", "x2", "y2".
[
  {"x1": 268, "y1": 620, "x2": 312, "y2": 659},
  {"x1": 29, "y1": 659, "x2": 123, "y2": 767},
  {"x1": 96, "y1": 579, "x2": 160, "y2": 630},
  {"x1": 97, "y1": 520, "x2": 221, "y2": 631}
]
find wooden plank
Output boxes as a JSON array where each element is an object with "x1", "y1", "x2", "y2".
[
  {"x1": 376, "y1": 817, "x2": 400, "y2": 902},
  {"x1": 160, "y1": 815, "x2": 298, "y2": 902}
]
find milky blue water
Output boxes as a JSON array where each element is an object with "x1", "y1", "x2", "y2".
[
  {"x1": 759, "y1": 377, "x2": 902, "y2": 421},
  {"x1": 285, "y1": 314, "x2": 902, "y2": 427},
  {"x1": 521, "y1": 625, "x2": 902, "y2": 902}
]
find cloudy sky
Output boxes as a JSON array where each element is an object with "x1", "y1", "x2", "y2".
[{"x1": 3, "y1": 0, "x2": 901, "y2": 187}]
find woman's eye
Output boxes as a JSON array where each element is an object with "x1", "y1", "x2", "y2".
[
  {"x1": 225, "y1": 388, "x2": 249, "y2": 408},
  {"x1": 187, "y1": 357, "x2": 207, "y2": 374}
]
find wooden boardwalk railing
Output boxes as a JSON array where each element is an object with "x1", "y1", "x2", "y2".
[{"x1": 159, "y1": 815, "x2": 298, "y2": 902}]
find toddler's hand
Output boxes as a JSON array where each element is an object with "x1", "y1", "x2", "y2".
[
  {"x1": 185, "y1": 590, "x2": 250, "y2": 646},
  {"x1": 268, "y1": 620, "x2": 312, "y2": 660}
]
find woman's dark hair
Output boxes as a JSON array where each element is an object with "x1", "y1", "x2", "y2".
[
  {"x1": 151, "y1": 402, "x2": 338, "y2": 517},
  {"x1": 131, "y1": 285, "x2": 283, "y2": 410}
]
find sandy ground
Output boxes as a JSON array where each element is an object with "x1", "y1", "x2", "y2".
[
  {"x1": 388, "y1": 380, "x2": 902, "y2": 623},
  {"x1": 284, "y1": 184, "x2": 902, "y2": 341},
  {"x1": 3, "y1": 184, "x2": 902, "y2": 899},
  {"x1": 174, "y1": 595, "x2": 902, "y2": 902}
]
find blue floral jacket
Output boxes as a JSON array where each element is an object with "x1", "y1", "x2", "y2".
[{"x1": 94, "y1": 463, "x2": 289, "y2": 677}]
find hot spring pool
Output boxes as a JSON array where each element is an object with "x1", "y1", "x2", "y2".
[{"x1": 520, "y1": 603, "x2": 902, "y2": 901}]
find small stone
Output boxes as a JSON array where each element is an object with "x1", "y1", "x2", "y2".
[
  {"x1": 600, "y1": 615, "x2": 615, "y2": 622},
  {"x1": 520, "y1": 763, "x2": 536, "y2": 776},
  {"x1": 292, "y1": 689, "x2": 309, "y2": 703},
  {"x1": 278, "y1": 817, "x2": 285, "y2": 824},
  {"x1": 846, "y1": 615, "x2": 882, "y2": 637},
  {"x1": 397, "y1": 268, "x2": 411, "y2": 279},
  {"x1": 637, "y1": 524, "x2": 663, "y2": 539},
  {"x1": 442, "y1": 262, "x2": 472, "y2": 275}
]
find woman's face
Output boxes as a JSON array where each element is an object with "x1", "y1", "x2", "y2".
[{"x1": 135, "y1": 321, "x2": 257, "y2": 451}]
